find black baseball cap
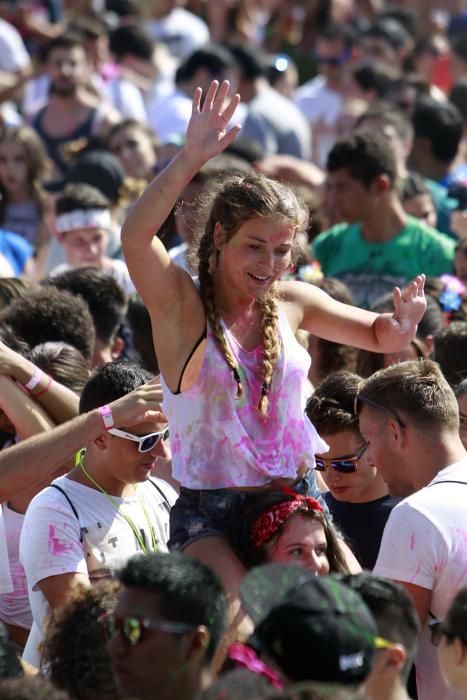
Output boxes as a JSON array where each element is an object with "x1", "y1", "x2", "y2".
[{"x1": 240, "y1": 564, "x2": 378, "y2": 686}]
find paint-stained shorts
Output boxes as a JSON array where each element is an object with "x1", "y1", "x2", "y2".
[{"x1": 168, "y1": 471, "x2": 325, "y2": 552}]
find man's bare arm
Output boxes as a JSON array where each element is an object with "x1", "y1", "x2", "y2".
[{"x1": 0, "y1": 380, "x2": 164, "y2": 502}]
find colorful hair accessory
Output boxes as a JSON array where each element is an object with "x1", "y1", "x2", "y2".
[
  {"x1": 439, "y1": 274, "x2": 465, "y2": 313},
  {"x1": 56, "y1": 208, "x2": 112, "y2": 234},
  {"x1": 250, "y1": 487, "x2": 324, "y2": 550},
  {"x1": 228, "y1": 643, "x2": 284, "y2": 689}
]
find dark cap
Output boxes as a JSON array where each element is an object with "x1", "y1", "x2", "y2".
[
  {"x1": 240, "y1": 564, "x2": 378, "y2": 686},
  {"x1": 68, "y1": 150, "x2": 125, "y2": 204}
]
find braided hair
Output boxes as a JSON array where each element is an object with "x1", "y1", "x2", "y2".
[{"x1": 195, "y1": 172, "x2": 307, "y2": 416}]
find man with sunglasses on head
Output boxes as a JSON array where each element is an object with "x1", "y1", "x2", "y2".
[
  {"x1": 306, "y1": 371, "x2": 400, "y2": 571},
  {"x1": 20, "y1": 362, "x2": 177, "y2": 668},
  {"x1": 106, "y1": 551, "x2": 227, "y2": 700},
  {"x1": 355, "y1": 358, "x2": 467, "y2": 700}
]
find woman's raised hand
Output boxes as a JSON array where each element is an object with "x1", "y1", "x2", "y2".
[
  {"x1": 184, "y1": 80, "x2": 241, "y2": 166},
  {"x1": 390, "y1": 274, "x2": 427, "y2": 335}
]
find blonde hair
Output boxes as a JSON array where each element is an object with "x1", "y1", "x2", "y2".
[{"x1": 195, "y1": 173, "x2": 307, "y2": 416}]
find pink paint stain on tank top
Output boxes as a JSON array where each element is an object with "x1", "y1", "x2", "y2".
[{"x1": 48, "y1": 524, "x2": 75, "y2": 556}]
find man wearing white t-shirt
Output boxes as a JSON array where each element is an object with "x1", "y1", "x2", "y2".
[
  {"x1": 20, "y1": 362, "x2": 176, "y2": 667},
  {"x1": 355, "y1": 359, "x2": 467, "y2": 700}
]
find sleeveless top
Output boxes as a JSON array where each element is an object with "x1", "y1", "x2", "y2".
[
  {"x1": 32, "y1": 106, "x2": 97, "y2": 178},
  {"x1": 161, "y1": 311, "x2": 328, "y2": 489}
]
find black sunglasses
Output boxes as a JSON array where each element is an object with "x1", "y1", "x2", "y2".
[
  {"x1": 100, "y1": 612, "x2": 194, "y2": 646},
  {"x1": 354, "y1": 394, "x2": 406, "y2": 428},
  {"x1": 315, "y1": 442, "x2": 369, "y2": 474}
]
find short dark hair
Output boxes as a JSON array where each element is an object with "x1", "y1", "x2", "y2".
[
  {"x1": 360, "y1": 358, "x2": 460, "y2": 431},
  {"x1": 56, "y1": 183, "x2": 109, "y2": 215},
  {"x1": 41, "y1": 580, "x2": 120, "y2": 700},
  {"x1": 306, "y1": 371, "x2": 361, "y2": 435},
  {"x1": 317, "y1": 23, "x2": 356, "y2": 50},
  {"x1": 341, "y1": 574, "x2": 420, "y2": 682},
  {"x1": 1, "y1": 287, "x2": 95, "y2": 362},
  {"x1": 351, "y1": 61, "x2": 398, "y2": 99},
  {"x1": 355, "y1": 102, "x2": 413, "y2": 142},
  {"x1": 432, "y1": 321, "x2": 467, "y2": 389},
  {"x1": 412, "y1": 97, "x2": 463, "y2": 164},
  {"x1": 79, "y1": 361, "x2": 152, "y2": 413},
  {"x1": 28, "y1": 342, "x2": 90, "y2": 395},
  {"x1": 362, "y1": 19, "x2": 409, "y2": 52},
  {"x1": 43, "y1": 32, "x2": 86, "y2": 62},
  {"x1": 45, "y1": 267, "x2": 128, "y2": 346},
  {"x1": 175, "y1": 44, "x2": 236, "y2": 85},
  {"x1": 120, "y1": 552, "x2": 227, "y2": 663},
  {"x1": 327, "y1": 130, "x2": 397, "y2": 187},
  {"x1": 109, "y1": 23, "x2": 154, "y2": 62},
  {"x1": 227, "y1": 43, "x2": 268, "y2": 80},
  {"x1": 400, "y1": 172, "x2": 431, "y2": 200}
]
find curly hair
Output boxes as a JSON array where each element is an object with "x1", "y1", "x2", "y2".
[
  {"x1": 228, "y1": 490, "x2": 349, "y2": 573},
  {"x1": 41, "y1": 580, "x2": 121, "y2": 700},
  {"x1": 193, "y1": 172, "x2": 308, "y2": 416},
  {"x1": 306, "y1": 371, "x2": 361, "y2": 435}
]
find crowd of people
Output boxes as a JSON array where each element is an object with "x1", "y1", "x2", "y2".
[{"x1": 0, "y1": 1, "x2": 467, "y2": 699}]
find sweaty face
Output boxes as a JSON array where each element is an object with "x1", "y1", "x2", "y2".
[
  {"x1": 0, "y1": 141, "x2": 29, "y2": 196},
  {"x1": 60, "y1": 227, "x2": 109, "y2": 268},
  {"x1": 266, "y1": 514, "x2": 330, "y2": 575},
  {"x1": 216, "y1": 216, "x2": 294, "y2": 300},
  {"x1": 316, "y1": 429, "x2": 383, "y2": 503},
  {"x1": 108, "y1": 588, "x2": 189, "y2": 700},
  {"x1": 109, "y1": 126, "x2": 157, "y2": 180}
]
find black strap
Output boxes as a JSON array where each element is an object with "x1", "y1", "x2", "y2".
[
  {"x1": 428, "y1": 480, "x2": 467, "y2": 487},
  {"x1": 48, "y1": 484, "x2": 84, "y2": 543},
  {"x1": 149, "y1": 479, "x2": 172, "y2": 510}
]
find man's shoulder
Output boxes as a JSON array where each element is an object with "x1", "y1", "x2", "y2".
[
  {"x1": 403, "y1": 216, "x2": 456, "y2": 249},
  {"x1": 313, "y1": 222, "x2": 359, "y2": 250}
]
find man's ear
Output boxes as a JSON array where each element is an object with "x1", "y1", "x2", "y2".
[
  {"x1": 184, "y1": 626, "x2": 210, "y2": 664},
  {"x1": 213, "y1": 222, "x2": 226, "y2": 251},
  {"x1": 93, "y1": 432, "x2": 112, "y2": 451},
  {"x1": 383, "y1": 643, "x2": 406, "y2": 673},
  {"x1": 111, "y1": 335, "x2": 124, "y2": 360}
]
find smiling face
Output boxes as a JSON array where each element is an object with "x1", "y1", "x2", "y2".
[
  {"x1": 266, "y1": 513, "x2": 330, "y2": 575},
  {"x1": 215, "y1": 216, "x2": 294, "y2": 300},
  {"x1": 316, "y1": 428, "x2": 387, "y2": 503}
]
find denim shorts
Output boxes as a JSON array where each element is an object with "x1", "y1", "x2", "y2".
[{"x1": 168, "y1": 470, "x2": 324, "y2": 552}]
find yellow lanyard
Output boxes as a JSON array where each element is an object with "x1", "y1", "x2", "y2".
[{"x1": 78, "y1": 451, "x2": 158, "y2": 554}]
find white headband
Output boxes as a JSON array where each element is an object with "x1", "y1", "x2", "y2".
[{"x1": 56, "y1": 208, "x2": 112, "y2": 234}]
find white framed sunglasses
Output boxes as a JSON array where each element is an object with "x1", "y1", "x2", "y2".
[{"x1": 108, "y1": 427, "x2": 169, "y2": 452}]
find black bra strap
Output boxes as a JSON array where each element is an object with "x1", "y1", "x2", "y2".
[
  {"x1": 174, "y1": 327, "x2": 207, "y2": 394},
  {"x1": 428, "y1": 480, "x2": 467, "y2": 486},
  {"x1": 48, "y1": 484, "x2": 84, "y2": 543}
]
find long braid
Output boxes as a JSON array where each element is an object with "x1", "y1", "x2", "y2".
[
  {"x1": 257, "y1": 290, "x2": 281, "y2": 416},
  {"x1": 198, "y1": 230, "x2": 244, "y2": 399}
]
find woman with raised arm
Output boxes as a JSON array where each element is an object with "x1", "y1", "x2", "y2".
[{"x1": 121, "y1": 80, "x2": 426, "y2": 622}]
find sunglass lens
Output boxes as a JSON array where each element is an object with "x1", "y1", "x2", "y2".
[
  {"x1": 333, "y1": 460, "x2": 357, "y2": 474},
  {"x1": 124, "y1": 617, "x2": 142, "y2": 645},
  {"x1": 314, "y1": 459, "x2": 325, "y2": 471},
  {"x1": 140, "y1": 435, "x2": 159, "y2": 452}
]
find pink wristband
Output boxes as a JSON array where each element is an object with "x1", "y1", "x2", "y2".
[
  {"x1": 99, "y1": 405, "x2": 114, "y2": 431},
  {"x1": 23, "y1": 366, "x2": 43, "y2": 391}
]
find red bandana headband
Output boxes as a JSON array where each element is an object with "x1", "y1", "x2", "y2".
[{"x1": 250, "y1": 487, "x2": 324, "y2": 550}]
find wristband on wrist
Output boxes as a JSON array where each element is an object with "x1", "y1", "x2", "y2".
[
  {"x1": 99, "y1": 405, "x2": 115, "y2": 431},
  {"x1": 23, "y1": 366, "x2": 43, "y2": 392},
  {"x1": 33, "y1": 374, "x2": 53, "y2": 398}
]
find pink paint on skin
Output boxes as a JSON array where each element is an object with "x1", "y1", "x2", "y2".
[{"x1": 48, "y1": 524, "x2": 75, "y2": 556}]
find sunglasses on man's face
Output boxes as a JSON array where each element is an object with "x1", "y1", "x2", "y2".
[
  {"x1": 314, "y1": 442, "x2": 369, "y2": 474},
  {"x1": 100, "y1": 612, "x2": 194, "y2": 646},
  {"x1": 108, "y1": 427, "x2": 169, "y2": 452}
]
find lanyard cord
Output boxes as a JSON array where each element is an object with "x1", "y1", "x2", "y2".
[{"x1": 78, "y1": 451, "x2": 157, "y2": 554}]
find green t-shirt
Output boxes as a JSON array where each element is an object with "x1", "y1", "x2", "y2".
[{"x1": 312, "y1": 216, "x2": 455, "y2": 308}]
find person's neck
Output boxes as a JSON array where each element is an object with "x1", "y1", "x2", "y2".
[
  {"x1": 213, "y1": 273, "x2": 256, "y2": 322},
  {"x1": 69, "y1": 452, "x2": 134, "y2": 498},
  {"x1": 348, "y1": 476, "x2": 389, "y2": 504},
  {"x1": 360, "y1": 195, "x2": 407, "y2": 242},
  {"x1": 410, "y1": 435, "x2": 467, "y2": 493},
  {"x1": 6, "y1": 187, "x2": 31, "y2": 204},
  {"x1": 48, "y1": 87, "x2": 90, "y2": 112},
  {"x1": 366, "y1": 677, "x2": 410, "y2": 700}
]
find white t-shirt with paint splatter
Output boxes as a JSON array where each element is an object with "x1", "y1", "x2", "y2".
[
  {"x1": 374, "y1": 459, "x2": 467, "y2": 700},
  {"x1": 20, "y1": 474, "x2": 176, "y2": 667}
]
